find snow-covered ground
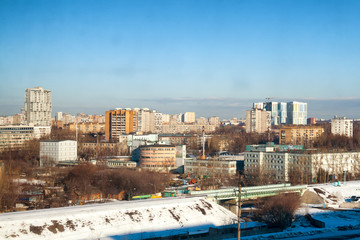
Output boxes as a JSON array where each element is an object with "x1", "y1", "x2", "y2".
[
  {"x1": 0, "y1": 196, "x2": 236, "y2": 240},
  {"x1": 307, "y1": 180, "x2": 360, "y2": 208},
  {"x1": 228, "y1": 181, "x2": 360, "y2": 239}
]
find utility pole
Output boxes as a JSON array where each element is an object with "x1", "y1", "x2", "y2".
[
  {"x1": 237, "y1": 175, "x2": 242, "y2": 240},
  {"x1": 202, "y1": 126, "x2": 205, "y2": 157}
]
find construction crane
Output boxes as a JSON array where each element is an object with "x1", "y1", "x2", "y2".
[{"x1": 265, "y1": 97, "x2": 278, "y2": 104}]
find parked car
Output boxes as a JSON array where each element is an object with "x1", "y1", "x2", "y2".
[{"x1": 350, "y1": 196, "x2": 359, "y2": 202}]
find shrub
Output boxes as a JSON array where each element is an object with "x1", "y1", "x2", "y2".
[{"x1": 257, "y1": 193, "x2": 301, "y2": 229}]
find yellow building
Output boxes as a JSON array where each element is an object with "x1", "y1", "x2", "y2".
[
  {"x1": 68, "y1": 122, "x2": 105, "y2": 134},
  {"x1": 279, "y1": 125, "x2": 324, "y2": 146},
  {"x1": 105, "y1": 109, "x2": 137, "y2": 141},
  {"x1": 139, "y1": 145, "x2": 176, "y2": 172}
]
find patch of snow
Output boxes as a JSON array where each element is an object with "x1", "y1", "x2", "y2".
[
  {"x1": 307, "y1": 180, "x2": 360, "y2": 208},
  {"x1": 0, "y1": 196, "x2": 236, "y2": 240}
]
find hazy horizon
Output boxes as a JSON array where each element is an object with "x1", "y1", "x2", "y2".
[{"x1": 1, "y1": 95, "x2": 359, "y2": 120}]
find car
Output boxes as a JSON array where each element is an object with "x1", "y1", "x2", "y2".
[{"x1": 350, "y1": 196, "x2": 359, "y2": 202}]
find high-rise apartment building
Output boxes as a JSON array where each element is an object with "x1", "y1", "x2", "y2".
[
  {"x1": 254, "y1": 101, "x2": 288, "y2": 125},
  {"x1": 56, "y1": 112, "x2": 63, "y2": 121},
  {"x1": 24, "y1": 87, "x2": 52, "y2": 126},
  {"x1": 182, "y1": 112, "x2": 195, "y2": 123},
  {"x1": 253, "y1": 101, "x2": 307, "y2": 125},
  {"x1": 263, "y1": 102, "x2": 279, "y2": 125},
  {"x1": 245, "y1": 108, "x2": 271, "y2": 133},
  {"x1": 134, "y1": 108, "x2": 162, "y2": 134},
  {"x1": 105, "y1": 109, "x2": 137, "y2": 141},
  {"x1": 287, "y1": 101, "x2": 307, "y2": 125},
  {"x1": 331, "y1": 117, "x2": 353, "y2": 137},
  {"x1": 209, "y1": 116, "x2": 220, "y2": 126}
]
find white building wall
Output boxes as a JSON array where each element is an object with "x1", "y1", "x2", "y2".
[
  {"x1": 331, "y1": 117, "x2": 353, "y2": 137},
  {"x1": 40, "y1": 140, "x2": 77, "y2": 165}
]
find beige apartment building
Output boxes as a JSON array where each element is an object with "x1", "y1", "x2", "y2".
[
  {"x1": 0, "y1": 125, "x2": 51, "y2": 151},
  {"x1": 245, "y1": 108, "x2": 271, "y2": 133},
  {"x1": 68, "y1": 122, "x2": 105, "y2": 134},
  {"x1": 279, "y1": 125, "x2": 324, "y2": 146},
  {"x1": 138, "y1": 145, "x2": 176, "y2": 172}
]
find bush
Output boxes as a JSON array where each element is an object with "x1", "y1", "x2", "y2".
[{"x1": 257, "y1": 193, "x2": 301, "y2": 229}]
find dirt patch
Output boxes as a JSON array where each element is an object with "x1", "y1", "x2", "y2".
[
  {"x1": 125, "y1": 210, "x2": 142, "y2": 222},
  {"x1": 47, "y1": 220, "x2": 65, "y2": 234},
  {"x1": 313, "y1": 188, "x2": 325, "y2": 195},
  {"x1": 105, "y1": 218, "x2": 110, "y2": 223},
  {"x1": 148, "y1": 213, "x2": 155, "y2": 222},
  {"x1": 194, "y1": 204, "x2": 206, "y2": 215},
  {"x1": 66, "y1": 220, "x2": 76, "y2": 231},
  {"x1": 6, "y1": 234, "x2": 18, "y2": 238},
  {"x1": 168, "y1": 209, "x2": 181, "y2": 222},
  {"x1": 30, "y1": 225, "x2": 45, "y2": 235},
  {"x1": 200, "y1": 199, "x2": 213, "y2": 210},
  {"x1": 19, "y1": 229, "x2": 27, "y2": 234},
  {"x1": 339, "y1": 202, "x2": 360, "y2": 209},
  {"x1": 328, "y1": 195, "x2": 338, "y2": 200},
  {"x1": 301, "y1": 190, "x2": 323, "y2": 204}
]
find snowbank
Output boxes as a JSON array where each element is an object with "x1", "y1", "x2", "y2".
[
  {"x1": 0, "y1": 196, "x2": 236, "y2": 240},
  {"x1": 307, "y1": 180, "x2": 360, "y2": 208}
]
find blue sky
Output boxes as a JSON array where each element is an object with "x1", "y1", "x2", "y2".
[{"x1": 1, "y1": 0, "x2": 360, "y2": 119}]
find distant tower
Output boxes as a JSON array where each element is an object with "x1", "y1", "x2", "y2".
[
  {"x1": 245, "y1": 108, "x2": 271, "y2": 133},
  {"x1": 24, "y1": 87, "x2": 52, "y2": 126},
  {"x1": 287, "y1": 101, "x2": 307, "y2": 125}
]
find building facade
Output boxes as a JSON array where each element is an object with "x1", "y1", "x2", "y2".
[
  {"x1": 331, "y1": 117, "x2": 353, "y2": 137},
  {"x1": 24, "y1": 87, "x2": 52, "y2": 126},
  {"x1": 40, "y1": 140, "x2": 77, "y2": 166},
  {"x1": 184, "y1": 157, "x2": 238, "y2": 176},
  {"x1": 244, "y1": 145, "x2": 360, "y2": 183},
  {"x1": 68, "y1": 122, "x2": 105, "y2": 134},
  {"x1": 253, "y1": 101, "x2": 307, "y2": 125},
  {"x1": 182, "y1": 112, "x2": 196, "y2": 123},
  {"x1": 105, "y1": 109, "x2": 137, "y2": 141},
  {"x1": 279, "y1": 125, "x2": 324, "y2": 146},
  {"x1": 0, "y1": 125, "x2": 51, "y2": 152},
  {"x1": 245, "y1": 108, "x2": 271, "y2": 133},
  {"x1": 138, "y1": 145, "x2": 176, "y2": 172},
  {"x1": 287, "y1": 101, "x2": 307, "y2": 125}
]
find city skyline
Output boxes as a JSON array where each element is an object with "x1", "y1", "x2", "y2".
[{"x1": 1, "y1": 1, "x2": 360, "y2": 119}]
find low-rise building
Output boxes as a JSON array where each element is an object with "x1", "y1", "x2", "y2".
[
  {"x1": 184, "y1": 157, "x2": 238, "y2": 176},
  {"x1": 40, "y1": 140, "x2": 77, "y2": 166},
  {"x1": 279, "y1": 125, "x2": 324, "y2": 146},
  {"x1": 106, "y1": 156, "x2": 137, "y2": 169},
  {"x1": 0, "y1": 125, "x2": 51, "y2": 151},
  {"x1": 244, "y1": 143, "x2": 360, "y2": 183},
  {"x1": 138, "y1": 145, "x2": 176, "y2": 172}
]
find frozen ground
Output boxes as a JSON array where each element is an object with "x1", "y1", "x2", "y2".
[
  {"x1": 0, "y1": 196, "x2": 237, "y2": 240},
  {"x1": 228, "y1": 181, "x2": 360, "y2": 239},
  {"x1": 307, "y1": 180, "x2": 360, "y2": 208}
]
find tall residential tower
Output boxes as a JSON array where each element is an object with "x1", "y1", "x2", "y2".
[{"x1": 24, "y1": 87, "x2": 52, "y2": 126}]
